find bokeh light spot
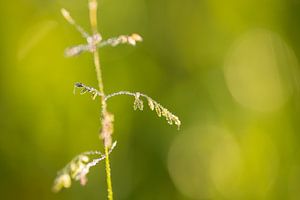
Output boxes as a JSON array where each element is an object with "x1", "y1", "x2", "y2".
[
  {"x1": 224, "y1": 29, "x2": 298, "y2": 112},
  {"x1": 167, "y1": 125, "x2": 239, "y2": 199},
  {"x1": 210, "y1": 131, "x2": 244, "y2": 199}
]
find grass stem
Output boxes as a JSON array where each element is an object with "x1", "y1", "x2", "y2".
[{"x1": 89, "y1": 0, "x2": 114, "y2": 199}]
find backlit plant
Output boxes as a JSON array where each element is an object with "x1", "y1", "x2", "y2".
[{"x1": 52, "y1": 1, "x2": 181, "y2": 199}]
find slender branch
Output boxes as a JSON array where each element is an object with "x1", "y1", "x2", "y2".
[
  {"x1": 98, "y1": 34, "x2": 143, "y2": 48},
  {"x1": 64, "y1": 34, "x2": 142, "y2": 57},
  {"x1": 105, "y1": 91, "x2": 136, "y2": 101},
  {"x1": 61, "y1": 8, "x2": 90, "y2": 39}
]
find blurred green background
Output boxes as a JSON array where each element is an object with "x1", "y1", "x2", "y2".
[{"x1": 1, "y1": 0, "x2": 300, "y2": 199}]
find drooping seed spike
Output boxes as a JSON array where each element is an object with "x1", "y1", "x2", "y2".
[
  {"x1": 52, "y1": 141, "x2": 117, "y2": 192},
  {"x1": 104, "y1": 90, "x2": 181, "y2": 129}
]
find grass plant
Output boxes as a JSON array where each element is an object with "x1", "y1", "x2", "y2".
[{"x1": 52, "y1": 1, "x2": 181, "y2": 199}]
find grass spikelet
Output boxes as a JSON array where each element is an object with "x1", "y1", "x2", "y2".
[{"x1": 52, "y1": 142, "x2": 117, "y2": 192}]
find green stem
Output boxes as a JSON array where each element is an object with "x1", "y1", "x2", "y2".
[
  {"x1": 105, "y1": 146, "x2": 113, "y2": 200},
  {"x1": 93, "y1": 50, "x2": 104, "y2": 94},
  {"x1": 89, "y1": 0, "x2": 113, "y2": 200}
]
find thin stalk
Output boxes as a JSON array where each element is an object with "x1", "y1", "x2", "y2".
[
  {"x1": 88, "y1": 0, "x2": 113, "y2": 200},
  {"x1": 104, "y1": 146, "x2": 113, "y2": 200},
  {"x1": 93, "y1": 51, "x2": 104, "y2": 94}
]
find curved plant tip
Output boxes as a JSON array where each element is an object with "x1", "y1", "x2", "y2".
[
  {"x1": 52, "y1": 141, "x2": 117, "y2": 193},
  {"x1": 73, "y1": 82, "x2": 103, "y2": 99},
  {"x1": 105, "y1": 91, "x2": 181, "y2": 129},
  {"x1": 144, "y1": 96, "x2": 181, "y2": 129}
]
